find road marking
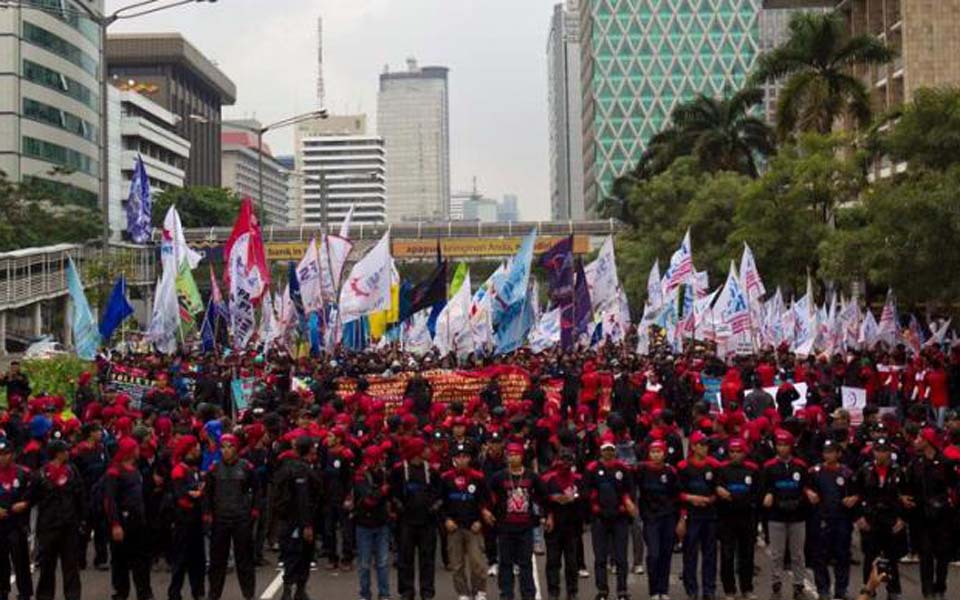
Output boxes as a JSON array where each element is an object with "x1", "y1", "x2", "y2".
[
  {"x1": 533, "y1": 553, "x2": 541, "y2": 600},
  {"x1": 260, "y1": 571, "x2": 284, "y2": 599}
]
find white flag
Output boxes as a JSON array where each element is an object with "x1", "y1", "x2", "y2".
[
  {"x1": 859, "y1": 310, "x2": 879, "y2": 348},
  {"x1": 257, "y1": 291, "x2": 279, "y2": 349},
  {"x1": 925, "y1": 319, "x2": 952, "y2": 348},
  {"x1": 529, "y1": 307, "x2": 562, "y2": 353},
  {"x1": 435, "y1": 271, "x2": 474, "y2": 358},
  {"x1": 877, "y1": 289, "x2": 898, "y2": 346},
  {"x1": 339, "y1": 204, "x2": 355, "y2": 239},
  {"x1": 296, "y1": 238, "x2": 324, "y2": 314},
  {"x1": 664, "y1": 229, "x2": 693, "y2": 293},
  {"x1": 339, "y1": 232, "x2": 392, "y2": 321},
  {"x1": 403, "y1": 309, "x2": 433, "y2": 356},
  {"x1": 739, "y1": 242, "x2": 766, "y2": 300},
  {"x1": 585, "y1": 236, "x2": 620, "y2": 313},
  {"x1": 320, "y1": 234, "x2": 353, "y2": 304},
  {"x1": 228, "y1": 233, "x2": 260, "y2": 349},
  {"x1": 160, "y1": 205, "x2": 202, "y2": 275},
  {"x1": 147, "y1": 270, "x2": 179, "y2": 354},
  {"x1": 646, "y1": 259, "x2": 663, "y2": 309},
  {"x1": 714, "y1": 261, "x2": 752, "y2": 357}
]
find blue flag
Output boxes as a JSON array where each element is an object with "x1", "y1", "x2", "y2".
[
  {"x1": 66, "y1": 257, "x2": 99, "y2": 360},
  {"x1": 125, "y1": 155, "x2": 152, "y2": 244},
  {"x1": 99, "y1": 276, "x2": 134, "y2": 341},
  {"x1": 495, "y1": 287, "x2": 536, "y2": 355},
  {"x1": 308, "y1": 312, "x2": 321, "y2": 356},
  {"x1": 288, "y1": 261, "x2": 306, "y2": 322},
  {"x1": 492, "y1": 229, "x2": 537, "y2": 327},
  {"x1": 200, "y1": 296, "x2": 218, "y2": 353}
]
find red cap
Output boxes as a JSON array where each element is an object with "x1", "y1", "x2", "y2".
[
  {"x1": 600, "y1": 430, "x2": 617, "y2": 449},
  {"x1": 920, "y1": 427, "x2": 941, "y2": 449},
  {"x1": 690, "y1": 431, "x2": 708, "y2": 446},
  {"x1": 364, "y1": 445, "x2": 385, "y2": 464},
  {"x1": 728, "y1": 438, "x2": 747, "y2": 452},
  {"x1": 221, "y1": 434, "x2": 240, "y2": 447},
  {"x1": 506, "y1": 442, "x2": 525, "y2": 456},
  {"x1": 648, "y1": 440, "x2": 667, "y2": 453},
  {"x1": 403, "y1": 437, "x2": 426, "y2": 460},
  {"x1": 774, "y1": 429, "x2": 795, "y2": 445}
]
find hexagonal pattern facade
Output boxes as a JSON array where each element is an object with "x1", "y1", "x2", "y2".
[{"x1": 586, "y1": 0, "x2": 761, "y2": 200}]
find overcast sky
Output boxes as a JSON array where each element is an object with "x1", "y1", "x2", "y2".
[{"x1": 107, "y1": 0, "x2": 559, "y2": 219}]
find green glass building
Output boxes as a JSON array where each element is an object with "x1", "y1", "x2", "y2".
[{"x1": 580, "y1": 0, "x2": 762, "y2": 214}]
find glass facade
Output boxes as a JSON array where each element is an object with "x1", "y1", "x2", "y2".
[
  {"x1": 27, "y1": 0, "x2": 100, "y2": 46},
  {"x1": 23, "y1": 97, "x2": 97, "y2": 142},
  {"x1": 22, "y1": 136, "x2": 97, "y2": 176},
  {"x1": 22, "y1": 59, "x2": 98, "y2": 109},
  {"x1": 23, "y1": 22, "x2": 98, "y2": 77},
  {"x1": 585, "y1": 0, "x2": 761, "y2": 201}
]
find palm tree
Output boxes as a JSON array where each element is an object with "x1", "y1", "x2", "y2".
[
  {"x1": 643, "y1": 87, "x2": 775, "y2": 177},
  {"x1": 751, "y1": 12, "x2": 894, "y2": 139}
]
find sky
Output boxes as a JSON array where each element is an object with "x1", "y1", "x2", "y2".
[{"x1": 106, "y1": 0, "x2": 560, "y2": 220}]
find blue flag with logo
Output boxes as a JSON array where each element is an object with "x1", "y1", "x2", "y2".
[
  {"x1": 492, "y1": 229, "x2": 537, "y2": 328},
  {"x1": 66, "y1": 257, "x2": 99, "y2": 360},
  {"x1": 495, "y1": 287, "x2": 536, "y2": 355},
  {"x1": 125, "y1": 155, "x2": 152, "y2": 244},
  {"x1": 99, "y1": 276, "x2": 134, "y2": 341},
  {"x1": 200, "y1": 296, "x2": 218, "y2": 353}
]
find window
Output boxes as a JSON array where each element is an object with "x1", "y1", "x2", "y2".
[
  {"x1": 22, "y1": 136, "x2": 97, "y2": 176},
  {"x1": 23, "y1": 98, "x2": 97, "y2": 142},
  {"x1": 25, "y1": 0, "x2": 100, "y2": 46},
  {"x1": 22, "y1": 60, "x2": 97, "y2": 109},
  {"x1": 23, "y1": 22, "x2": 98, "y2": 77}
]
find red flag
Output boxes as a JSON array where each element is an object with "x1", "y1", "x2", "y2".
[{"x1": 223, "y1": 197, "x2": 270, "y2": 296}]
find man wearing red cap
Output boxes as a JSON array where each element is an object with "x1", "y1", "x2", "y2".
[
  {"x1": 901, "y1": 427, "x2": 955, "y2": 599},
  {"x1": 320, "y1": 427, "x2": 356, "y2": 571},
  {"x1": 104, "y1": 437, "x2": 153, "y2": 600},
  {"x1": 677, "y1": 430, "x2": 719, "y2": 600},
  {"x1": 273, "y1": 435, "x2": 322, "y2": 600},
  {"x1": 761, "y1": 429, "x2": 818, "y2": 600},
  {"x1": 584, "y1": 431, "x2": 637, "y2": 600},
  {"x1": 635, "y1": 439, "x2": 678, "y2": 600},
  {"x1": 808, "y1": 439, "x2": 856, "y2": 600},
  {"x1": 715, "y1": 438, "x2": 759, "y2": 600},
  {"x1": 168, "y1": 435, "x2": 206, "y2": 600},
  {"x1": 485, "y1": 442, "x2": 547, "y2": 600},
  {"x1": 205, "y1": 434, "x2": 259, "y2": 600},
  {"x1": 541, "y1": 448, "x2": 585, "y2": 600},
  {"x1": 353, "y1": 443, "x2": 392, "y2": 600},
  {"x1": 390, "y1": 436, "x2": 441, "y2": 600}
]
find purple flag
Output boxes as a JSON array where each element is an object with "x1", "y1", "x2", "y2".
[
  {"x1": 574, "y1": 257, "x2": 592, "y2": 339},
  {"x1": 539, "y1": 235, "x2": 575, "y2": 348}
]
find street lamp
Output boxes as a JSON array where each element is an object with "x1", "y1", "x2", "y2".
[
  {"x1": 2, "y1": 0, "x2": 219, "y2": 248},
  {"x1": 192, "y1": 109, "x2": 328, "y2": 225}
]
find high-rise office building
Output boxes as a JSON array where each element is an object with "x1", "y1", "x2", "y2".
[
  {"x1": 0, "y1": 1, "x2": 104, "y2": 205},
  {"x1": 108, "y1": 85, "x2": 190, "y2": 234},
  {"x1": 295, "y1": 114, "x2": 387, "y2": 228},
  {"x1": 221, "y1": 120, "x2": 290, "y2": 226},
  {"x1": 498, "y1": 194, "x2": 520, "y2": 222},
  {"x1": 377, "y1": 58, "x2": 450, "y2": 222},
  {"x1": 275, "y1": 155, "x2": 301, "y2": 226},
  {"x1": 547, "y1": 1, "x2": 586, "y2": 221},
  {"x1": 579, "y1": 0, "x2": 762, "y2": 215},
  {"x1": 759, "y1": 1, "x2": 833, "y2": 125},
  {"x1": 106, "y1": 33, "x2": 236, "y2": 187}
]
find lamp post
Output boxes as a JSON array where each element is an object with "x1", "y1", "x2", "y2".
[
  {"x1": 3, "y1": 0, "x2": 219, "y2": 248},
  {"x1": 193, "y1": 109, "x2": 327, "y2": 225}
]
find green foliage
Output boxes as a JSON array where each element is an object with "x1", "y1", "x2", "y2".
[
  {"x1": 0, "y1": 171, "x2": 101, "y2": 252},
  {"x1": 751, "y1": 12, "x2": 894, "y2": 139},
  {"x1": 22, "y1": 355, "x2": 93, "y2": 401},
  {"x1": 152, "y1": 186, "x2": 242, "y2": 228},
  {"x1": 820, "y1": 167, "x2": 960, "y2": 307},
  {"x1": 879, "y1": 87, "x2": 960, "y2": 171}
]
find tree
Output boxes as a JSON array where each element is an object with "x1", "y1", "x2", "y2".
[
  {"x1": 820, "y1": 167, "x2": 960, "y2": 307},
  {"x1": 644, "y1": 87, "x2": 775, "y2": 177},
  {"x1": 879, "y1": 87, "x2": 960, "y2": 171},
  {"x1": 751, "y1": 12, "x2": 894, "y2": 139},
  {"x1": 152, "y1": 186, "x2": 242, "y2": 228},
  {"x1": 0, "y1": 171, "x2": 100, "y2": 252}
]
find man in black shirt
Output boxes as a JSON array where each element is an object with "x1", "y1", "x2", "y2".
[{"x1": 391, "y1": 437, "x2": 441, "y2": 600}]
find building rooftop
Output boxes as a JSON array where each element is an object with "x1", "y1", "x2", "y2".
[{"x1": 106, "y1": 33, "x2": 237, "y2": 105}]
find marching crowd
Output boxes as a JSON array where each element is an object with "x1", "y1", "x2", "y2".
[{"x1": 0, "y1": 338, "x2": 958, "y2": 600}]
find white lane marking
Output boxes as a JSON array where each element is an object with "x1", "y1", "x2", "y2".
[
  {"x1": 533, "y1": 552, "x2": 541, "y2": 600},
  {"x1": 260, "y1": 571, "x2": 284, "y2": 599}
]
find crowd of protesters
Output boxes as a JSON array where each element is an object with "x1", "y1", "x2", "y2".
[{"x1": 0, "y1": 335, "x2": 958, "y2": 600}]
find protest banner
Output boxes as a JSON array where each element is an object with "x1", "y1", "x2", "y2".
[
  {"x1": 841, "y1": 386, "x2": 867, "y2": 426},
  {"x1": 106, "y1": 364, "x2": 155, "y2": 408}
]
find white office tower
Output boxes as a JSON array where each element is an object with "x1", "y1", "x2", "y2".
[
  {"x1": 295, "y1": 114, "x2": 387, "y2": 228},
  {"x1": 377, "y1": 58, "x2": 450, "y2": 222}
]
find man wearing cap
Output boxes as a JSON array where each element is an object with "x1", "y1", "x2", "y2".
[
  {"x1": 0, "y1": 435, "x2": 31, "y2": 600},
  {"x1": 321, "y1": 427, "x2": 355, "y2": 571},
  {"x1": 715, "y1": 437, "x2": 759, "y2": 600},
  {"x1": 852, "y1": 436, "x2": 907, "y2": 600},
  {"x1": 73, "y1": 422, "x2": 109, "y2": 571},
  {"x1": 391, "y1": 436, "x2": 442, "y2": 600},
  {"x1": 168, "y1": 435, "x2": 206, "y2": 600},
  {"x1": 808, "y1": 439, "x2": 857, "y2": 600},
  {"x1": 480, "y1": 431, "x2": 506, "y2": 577},
  {"x1": 353, "y1": 443, "x2": 392, "y2": 600},
  {"x1": 635, "y1": 439, "x2": 679, "y2": 600},
  {"x1": 205, "y1": 433, "x2": 259, "y2": 600},
  {"x1": 273, "y1": 436, "x2": 322, "y2": 600},
  {"x1": 32, "y1": 438, "x2": 85, "y2": 600},
  {"x1": 761, "y1": 428, "x2": 818, "y2": 600},
  {"x1": 485, "y1": 442, "x2": 547, "y2": 600},
  {"x1": 584, "y1": 431, "x2": 636, "y2": 600},
  {"x1": 441, "y1": 443, "x2": 489, "y2": 600},
  {"x1": 677, "y1": 430, "x2": 719, "y2": 600},
  {"x1": 900, "y1": 427, "x2": 955, "y2": 600},
  {"x1": 105, "y1": 436, "x2": 154, "y2": 600},
  {"x1": 542, "y1": 448, "x2": 585, "y2": 600}
]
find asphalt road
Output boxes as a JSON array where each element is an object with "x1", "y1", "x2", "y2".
[{"x1": 59, "y1": 531, "x2": 933, "y2": 600}]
